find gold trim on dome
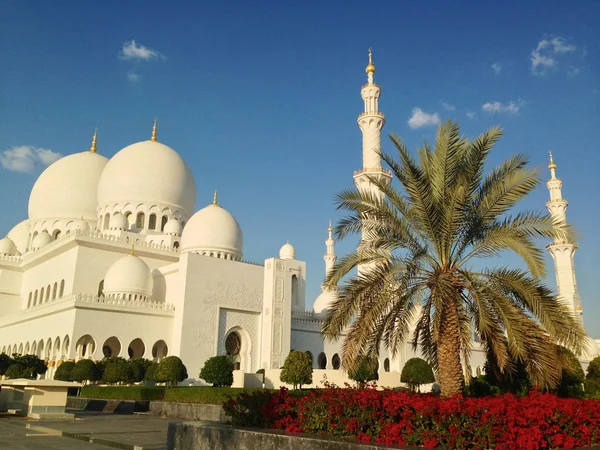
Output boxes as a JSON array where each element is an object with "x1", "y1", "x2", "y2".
[
  {"x1": 130, "y1": 244, "x2": 135, "y2": 256},
  {"x1": 213, "y1": 190, "x2": 218, "y2": 205},
  {"x1": 90, "y1": 129, "x2": 98, "y2": 153},
  {"x1": 151, "y1": 118, "x2": 157, "y2": 142}
]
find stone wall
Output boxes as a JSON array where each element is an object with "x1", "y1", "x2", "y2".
[
  {"x1": 167, "y1": 421, "x2": 395, "y2": 450},
  {"x1": 150, "y1": 401, "x2": 226, "y2": 422},
  {"x1": 66, "y1": 397, "x2": 149, "y2": 413}
]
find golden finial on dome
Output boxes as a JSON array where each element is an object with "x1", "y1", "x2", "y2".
[
  {"x1": 90, "y1": 128, "x2": 98, "y2": 153},
  {"x1": 151, "y1": 118, "x2": 157, "y2": 142},
  {"x1": 213, "y1": 190, "x2": 218, "y2": 205},
  {"x1": 130, "y1": 244, "x2": 135, "y2": 256},
  {"x1": 328, "y1": 220, "x2": 332, "y2": 234},
  {"x1": 548, "y1": 151, "x2": 556, "y2": 170},
  {"x1": 366, "y1": 47, "x2": 376, "y2": 75}
]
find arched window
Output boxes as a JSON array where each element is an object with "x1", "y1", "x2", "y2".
[
  {"x1": 384, "y1": 358, "x2": 390, "y2": 372},
  {"x1": 53, "y1": 229, "x2": 61, "y2": 239},
  {"x1": 476, "y1": 366, "x2": 482, "y2": 377},
  {"x1": 161, "y1": 216, "x2": 168, "y2": 231},
  {"x1": 291, "y1": 275, "x2": 299, "y2": 306},
  {"x1": 173, "y1": 242, "x2": 180, "y2": 249},
  {"x1": 149, "y1": 214, "x2": 157, "y2": 230},
  {"x1": 225, "y1": 332, "x2": 242, "y2": 370},
  {"x1": 136, "y1": 212, "x2": 145, "y2": 229},
  {"x1": 103, "y1": 213, "x2": 110, "y2": 230},
  {"x1": 52, "y1": 282, "x2": 57, "y2": 299},
  {"x1": 40, "y1": 287, "x2": 45, "y2": 303},
  {"x1": 332, "y1": 353, "x2": 341, "y2": 370},
  {"x1": 27, "y1": 292, "x2": 32, "y2": 308},
  {"x1": 97, "y1": 280, "x2": 104, "y2": 297},
  {"x1": 46, "y1": 284, "x2": 51, "y2": 302},
  {"x1": 34, "y1": 289, "x2": 38, "y2": 306},
  {"x1": 317, "y1": 352, "x2": 327, "y2": 369},
  {"x1": 59, "y1": 280, "x2": 65, "y2": 297}
]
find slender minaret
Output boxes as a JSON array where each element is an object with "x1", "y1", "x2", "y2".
[
  {"x1": 353, "y1": 49, "x2": 392, "y2": 276},
  {"x1": 322, "y1": 220, "x2": 337, "y2": 291},
  {"x1": 546, "y1": 152, "x2": 584, "y2": 325}
]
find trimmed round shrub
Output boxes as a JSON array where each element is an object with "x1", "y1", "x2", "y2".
[
  {"x1": 5, "y1": 363, "x2": 27, "y2": 379},
  {"x1": 199, "y1": 356, "x2": 234, "y2": 387},
  {"x1": 156, "y1": 356, "x2": 188, "y2": 386},
  {"x1": 144, "y1": 362, "x2": 159, "y2": 382},
  {"x1": 54, "y1": 361, "x2": 76, "y2": 381},
  {"x1": 280, "y1": 350, "x2": 313, "y2": 389},
  {"x1": 70, "y1": 359, "x2": 100, "y2": 383},
  {"x1": 12, "y1": 354, "x2": 47, "y2": 379},
  {"x1": 401, "y1": 357, "x2": 435, "y2": 392},
  {"x1": 348, "y1": 356, "x2": 379, "y2": 387},
  {"x1": 129, "y1": 358, "x2": 153, "y2": 383},
  {"x1": 103, "y1": 357, "x2": 133, "y2": 384}
]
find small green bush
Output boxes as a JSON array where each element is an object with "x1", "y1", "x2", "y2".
[
  {"x1": 54, "y1": 361, "x2": 76, "y2": 381},
  {"x1": 5, "y1": 364, "x2": 27, "y2": 379},
  {"x1": 0, "y1": 353, "x2": 13, "y2": 376},
  {"x1": 129, "y1": 358, "x2": 153, "y2": 383},
  {"x1": 79, "y1": 385, "x2": 165, "y2": 401},
  {"x1": 401, "y1": 358, "x2": 435, "y2": 392},
  {"x1": 348, "y1": 356, "x2": 379, "y2": 388},
  {"x1": 280, "y1": 350, "x2": 313, "y2": 389},
  {"x1": 70, "y1": 359, "x2": 100, "y2": 383},
  {"x1": 156, "y1": 356, "x2": 188, "y2": 386},
  {"x1": 199, "y1": 356, "x2": 234, "y2": 387},
  {"x1": 11, "y1": 354, "x2": 47, "y2": 379},
  {"x1": 585, "y1": 379, "x2": 600, "y2": 399},
  {"x1": 103, "y1": 357, "x2": 133, "y2": 384},
  {"x1": 465, "y1": 375, "x2": 500, "y2": 397},
  {"x1": 587, "y1": 356, "x2": 600, "y2": 380},
  {"x1": 144, "y1": 362, "x2": 159, "y2": 382}
]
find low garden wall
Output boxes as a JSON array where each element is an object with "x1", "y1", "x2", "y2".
[
  {"x1": 167, "y1": 421, "x2": 396, "y2": 450},
  {"x1": 66, "y1": 397, "x2": 149, "y2": 414},
  {"x1": 151, "y1": 402, "x2": 226, "y2": 422}
]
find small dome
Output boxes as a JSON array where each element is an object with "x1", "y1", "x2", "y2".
[
  {"x1": 181, "y1": 200, "x2": 243, "y2": 260},
  {"x1": 109, "y1": 213, "x2": 129, "y2": 231},
  {"x1": 28, "y1": 151, "x2": 108, "y2": 221},
  {"x1": 32, "y1": 230, "x2": 52, "y2": 250},
  {"x1": 279, "y1": 242, "x2": 295, "y2": 260},
  {"x1": 104, "y1": 252, "x2": 153, "y2": 298},
  {"x1": 97, "y1": 140, "x2": 196, "y2": 218},
  {"x1": 313, "y1": 290, "x2": 337, "y2": 314},
  {"x1": 0, "y1": 237, "x2": 17, "y2": 256},
  {"x1": 7, "y1": 220, "x2": 29, "y2": 254},
  {"x1": 67, "y1": 219, "x2": 90, "y2": 234},
  {"x1": 164, "y1": 218, "x2": 181, "y2": 236},
  {"x1": 583, "y1": 336, "x2": 599, "y2": 360}
]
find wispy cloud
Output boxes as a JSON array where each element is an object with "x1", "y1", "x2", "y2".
[
  {"x1": 119, "y1": 40, "x2": 164, "y2": 61},
  {"x1": 566, "y1": 66, "x2": 580, "y2": 77},
  {"x1": 492, "y1": 63, "x2": 502, "y2": 74},
  {"x1": 408, "y1": 108, "x2": 441, "y2": 129},
  {"x1": 482, "y1": 100, "x2": 524, "y2": 115},
  {"x1": 466, "y1": 111, "x2": 477, "y2": 119},
  {"x1": 0, "y1": 146, "x2": 62, "y2": 173},
  {"x1": 531, "y1": 36, "x2": 578, "y2": 75},
  {"x1": 440, "y1": 102, "x2": 455, "y2": 111},
  {"x1": 127, "y1": 72, "x2": 140, "y2": 82}
]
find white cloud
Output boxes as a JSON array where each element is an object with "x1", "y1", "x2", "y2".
[
  {"x1": 127, "y1": 72, "x2": 140, "y2": 82},
  {"x1": 481, "y1": 100, "x2": 524, "y2": 115},
  {"x1": 492, "y1": 63, "x2": 502, "y2": 74},
  {"x1": 566, "y1": 66, "x2": 580, "y2": 77},
  {"x1": 407, "y1": 108, "x2": 441, "y2": 129},
  {"x1": 119, "y1": 40, "x2": 164, "y2": 61},
  {"x1": 531, "y1": 36, "x2": 577, "y2": 75},
  {"x1": 440, "y1": 102, "x2": 455, "y2": 111},
  {"x1": 466, "y1": 111, "x2": 477, "y2": 119},
  {"x1": 0, "y1": 146, "x2": 62, "y2": 173}
]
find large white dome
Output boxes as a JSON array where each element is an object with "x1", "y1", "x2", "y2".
[
  {"x1": 313, "y1": 290, "x2": 337, "y2": 314},
  {"x1": 104, "y1": 252, "x2": 153, "y2": 299},
  {"x1": 7, "y1": 220, "x2": 29, "y2": 254},
  {"x1": 583, "y1": 336, "x2": 599, "y2": 361},
  {"x1": 0, "y1": 237, "x2": 17, "y2": 256},
  {"x1": 97, "y1": 140, "x2": 196, "y2": 218},
  {"x1": 28, "y1": 151, "x2": 108, "y2": 221},
  {"x1": 181, "y1": 200, "x2": 243, "y2": 260}
]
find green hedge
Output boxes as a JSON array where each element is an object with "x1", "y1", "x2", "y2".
[
  {"x1": 80, "y1": 385, "x2": 165, "y2": 401},
  {"x1": 164, "y1": 387, "x2": 270, "y2": 404}
]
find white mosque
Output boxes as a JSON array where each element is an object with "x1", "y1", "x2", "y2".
[{"x1": 0, "y1": 52, "x2": 597, "y2": 385}]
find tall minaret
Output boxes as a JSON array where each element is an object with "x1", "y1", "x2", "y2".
[
  {"x1": 322, "y1": 220, "x2": 337, "y2": 290},
  {"x1": 546, "y1": 152, "x2": 584, "y2": 324},
  {"x1": 353, "y1": 49, "x2": 392, "y2": 276}
]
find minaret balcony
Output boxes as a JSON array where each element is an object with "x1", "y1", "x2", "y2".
[
  {"x1": 361, "y1": 83, "x2": 381, "y2": 90},
  {"x1": 358, "y1": 111, "x2": 385, "y2": 120},
  {"x1": 353, "y1": 167, "x2": 392, "y2": 177}
]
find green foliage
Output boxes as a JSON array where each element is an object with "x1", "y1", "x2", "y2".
[
  {"x1": 166, "y1": 386, "x2": 270, "y2": 404},
  {"x1": 70, "y1": 359, "x2": 100, "y2": 383},
  {"x1": 348, "y1": 356, "x2": 379, "y2": 387},
  {"x1": 199, "y1": 356, "x2": 234, "y2": 387},
  {"x1": 156, "y1": 356, "x2": 188, "y2": 386},
  {"x1": 401, "y1": 358, "x2": 435, "y2": 392},
  {"x1": 554, "y1": 346, "x2": 585, "y2": 399},
  {"x1": 5, "y1": 364, "x2": 27, "y2": 379},
  {"x1": 79, "y1": 385, "x2": 165, "y2": 401},
  {"x1": 144, "y1": 362, "x2": 159, "y2": 382},
  {"x1": 482, "y1": 353, "x2": 532, "y2": 396},
  {"x1": 585, "y1": 379, "x2": 600, "y2": 399},
  {"x1": 129, "y1": 358, "x2": 153, "y2": 383},
  {"x1": 102, "y1": 357, "x2": 133, "y2": 384},
  {"x1": 587, "y1": 356, "x2": 600, "y2": 380},
  {"x1": 224, "y1": 390, "x2": 276, "y2": 427},
  {"x1": 465, "y1": 375, "x2": 500, "y2": 397},
  {"x1": 280, "y1": 350, "x2": 313, "y2": 389},
  {"x1": 0, "y1": 353, "x2": 13, "y2": 376},
  {"x1": 10, "y1": 354, "x2": 47, "y2": 379},
  {"x1": 54, "y1": 361, "x2": 76, "y2": 381}
]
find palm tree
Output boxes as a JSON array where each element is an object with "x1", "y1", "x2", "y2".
[{"x1": 322, "y1": 121, "x2": 585, "y2": 397}]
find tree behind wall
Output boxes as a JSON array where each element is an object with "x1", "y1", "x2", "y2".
[
  {"x1": 348, "y1": 355, "x2": 379, "y2": 388},
  {"x1": 199, "y1": 356, "x2": 234, "y2": 387},
  {"x1": 280, "y1": 350, "x2": 313, "y2": 389}
]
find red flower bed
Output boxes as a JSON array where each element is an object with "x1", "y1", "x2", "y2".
[{"x1": 223, "y1": 387, "x2": 600, "y2": 449}]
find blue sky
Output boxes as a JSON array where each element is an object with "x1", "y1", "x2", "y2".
[{"x1": 1, "y1": 1, "x2": 599, "y2": 335}]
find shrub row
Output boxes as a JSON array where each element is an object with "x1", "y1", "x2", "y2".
[
  {"x1": 224, "y1": 387, "x2": 600, "y2": 449},
  {"x1": 80, "y1": 385, "x2": 166, "y2": 401},
  {"x1": 164, "y1": 387, "x2": 271, "y2": 404}
]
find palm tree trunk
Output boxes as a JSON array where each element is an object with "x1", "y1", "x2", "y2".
[{"x1": 437, "y1": 300, "x2": 464, "y2": 397}]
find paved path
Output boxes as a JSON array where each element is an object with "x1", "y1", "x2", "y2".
[{"x1": 0, "y1": 410, "x2": 173, "y2": 450}]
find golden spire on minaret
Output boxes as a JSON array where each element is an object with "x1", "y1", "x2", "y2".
[
  {"x1": 130, "y1": 244, "x2": 135, "y2": 256},
  {"x1": 366, "y1": 47, "x2": 376, "y2": 74},
  {"x1": 213, "y1": 190, "x2": 218, "y2": 205},
  {"x1": 548, "y1": 151, "x2": 556, "y2": 170},
  {"x1": 151, "y1": 118, "x2": 157, "y2": 142},
  {"x1": 90, "y1": 129, "x2": 98, "y2": 153},
  {"x1": 328, "y1": 220, "x2": 333, "y2": 234}
]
